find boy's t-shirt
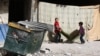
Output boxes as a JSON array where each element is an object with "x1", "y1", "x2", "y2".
[
  {"x1": 54, "y1": 21, "x2": 61, "y2": 33},
  {"x1": 79, "y1": 26, "x2": 85, "y2": 35}
]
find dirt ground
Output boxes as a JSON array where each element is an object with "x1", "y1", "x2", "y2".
[
  {"x1": 0, "y1": 41, "x2": 100, "y2": 56},
  {"x1": 34, "y1": 41, "x2": 100, "y2": 56}
]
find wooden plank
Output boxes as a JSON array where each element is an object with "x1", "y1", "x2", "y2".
[{"x1": 8, "y1": 22, "x2": 31, "y2": 32}]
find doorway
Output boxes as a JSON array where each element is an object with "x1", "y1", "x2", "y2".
[{"x1": 9, "y1": 0, "x2": 32, "y2": 22}]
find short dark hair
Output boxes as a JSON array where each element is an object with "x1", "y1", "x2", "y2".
[
  {"x1": 79, "y1": 22, "x2": 83, "y2": 25},
  {"x1": 55, "y1": 18, "x2": 58, "y2": 20}
]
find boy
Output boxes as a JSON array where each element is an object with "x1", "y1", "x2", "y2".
[
  {"x1": 54, "y1": 18, "x2": 61, "y2": 42},
  {"x1": 79, "y1": 22, "x2": 85, "y2": 44}
]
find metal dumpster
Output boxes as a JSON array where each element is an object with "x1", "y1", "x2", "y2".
[{"x1": 3, "y1": 22, "x2": 46, "y2": 55}]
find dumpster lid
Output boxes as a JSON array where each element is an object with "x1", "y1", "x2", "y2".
[{"x1": 18, "y1": 21, "x2": 53, "y2": 32}]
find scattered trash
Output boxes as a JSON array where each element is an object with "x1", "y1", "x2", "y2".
[
  {"x1": 45, "y1": 48, "x2": 50, "y2": 51},
  {"x1": 26, "y1": 54, "x2": 32, "y2": 56},
  {"x1": 40, "y1": 50, "x2": 45, "y2": 53},
  {"x1": 40, "y1": 48, "x2": 51, "y2": 54}
]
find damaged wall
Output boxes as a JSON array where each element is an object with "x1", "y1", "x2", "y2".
[
  {"x1": 36, "y1": 2, "x2": 95, "y2": 41},
  {"x1": 0, "y1": 0, "x2": 8, "y2": 24}
]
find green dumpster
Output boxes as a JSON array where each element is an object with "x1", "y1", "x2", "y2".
[{"x1": 3, "y1": 22, "x2": 46, "y2": 55}]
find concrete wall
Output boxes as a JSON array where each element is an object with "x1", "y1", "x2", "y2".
[
  {"x1": 0, "y1": 0, "x2": 8, "y2": 24},
  {"x1": 37, "y1": 2, "x2": 95, "y2": 41},
  {"x1": 31, "y1": 0, "x2": 38, "y2": 21},
  {"x1": 31, "y1": 2, "x2": 100, "y2": 42}
]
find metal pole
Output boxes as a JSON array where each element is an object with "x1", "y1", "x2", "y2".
[{"x1": 37, "y1": 0, "x2": 39, "y2": 22}]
